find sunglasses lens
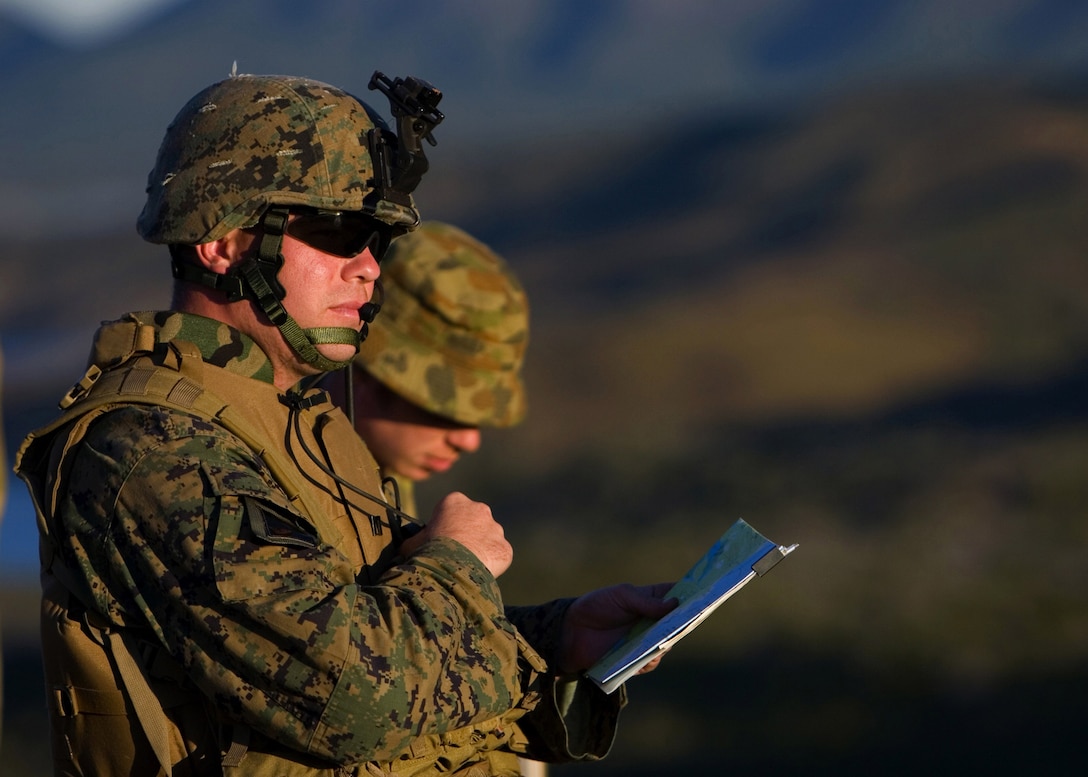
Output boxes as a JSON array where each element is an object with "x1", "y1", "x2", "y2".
[{"x1": 286, "y1": 212, "x2": 393, "y2": 260}]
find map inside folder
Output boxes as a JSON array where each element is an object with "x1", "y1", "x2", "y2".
[{"x1": 586, "y1": 519, "x2": 798, "y2": 694}]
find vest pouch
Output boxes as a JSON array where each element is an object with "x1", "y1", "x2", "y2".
[{"x1": 41, "y1": 572, "x2": 220, "y2": 776}]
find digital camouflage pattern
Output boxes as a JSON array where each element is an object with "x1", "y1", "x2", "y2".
[
  {"x1": 16, "y1": 312, "x2": 627, "y2": 775},
  {"x1": 356, "y1": 222, "x2": 529, "y2": 428},
  {"x1": 137, "y1": 73, "x2": 420, "y2": 246}
]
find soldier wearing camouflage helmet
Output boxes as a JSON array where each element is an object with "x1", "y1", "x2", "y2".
[
  {"x1": 15, "y1": 70, "x2": 675, "y2": 777},
  {"x1": 139, "y1": 70, "x2": 424, "y2": 374},
  {"x1": 343, "y1": 223, "x2": 550, "y2": 777},
  {"x1": 326, "y1": 221, "x2": 529, "y2": 515}
]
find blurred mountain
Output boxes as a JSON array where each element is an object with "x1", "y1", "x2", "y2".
[
  {"x1": 3, "y1": 0, "x2": 1088, "y2": 238},
  {"x1": 6, "y1": 71, "x2": 1088, "y2": 460}
]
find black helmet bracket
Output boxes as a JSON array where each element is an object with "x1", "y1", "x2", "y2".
[{"x1": 367, "y1": 71, "x2": 444, "y2": 205}]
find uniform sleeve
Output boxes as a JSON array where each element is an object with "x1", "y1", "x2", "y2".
[
  {"x1": 61, "y1": 406, "x2": 536, "y2": 765},
  {"x1": 505, "y1": 602, "x2": 627, "y2": 762}
]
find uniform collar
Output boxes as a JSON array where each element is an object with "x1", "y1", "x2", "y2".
[{"x1": 133, "y1": 310, "x2": 277, "y2": 384}]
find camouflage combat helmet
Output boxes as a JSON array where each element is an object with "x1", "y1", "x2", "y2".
[
  {"x1": 355, "y1": 222, "x2": 529, "y2": 427},
  {"x1": 138, "y1": 71, "x2": 443, "y2": 373},
  {"x1": 137, "y1": 72, "x2": 419, "y2": 244}
]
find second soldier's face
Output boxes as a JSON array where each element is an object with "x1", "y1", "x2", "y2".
[{"x1": 354, "y1": 380, "x2": 482, "y2": 481}]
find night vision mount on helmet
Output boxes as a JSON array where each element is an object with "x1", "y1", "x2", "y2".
[{"x1": 138, "y1": 69, "x2": 444, "y2": 373}]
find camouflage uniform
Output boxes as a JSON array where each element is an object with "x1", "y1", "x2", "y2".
[
  {"x1": 16, "y1": 311, "x2": 622, "y2": 775},
  {"x1": 355, "y1": 222, "x2": 529, "y2": 516}
]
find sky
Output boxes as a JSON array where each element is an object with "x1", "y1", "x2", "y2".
[{"x1": 0, "y1": 0, "x2": 181, "y2": 45}]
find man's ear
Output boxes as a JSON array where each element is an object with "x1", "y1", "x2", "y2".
[{"x1": 193, "y1": 230, "x2": 254, "y2": 275}]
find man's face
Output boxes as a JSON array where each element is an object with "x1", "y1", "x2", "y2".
[
  {"x1": 353, "y1": 375, "x2": 482, "y2": 481},
  {"x1": 274, "y1": 218, "x2": 381, "y2": 367}
]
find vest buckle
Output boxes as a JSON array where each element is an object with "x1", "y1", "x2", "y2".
[{"x1": 59, "y1": 365, "x2": 103, "y2": 409}]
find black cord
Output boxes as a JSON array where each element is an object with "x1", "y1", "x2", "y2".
[{"x1": 279, "y1": 391, "x2": 421, "y2": 534}]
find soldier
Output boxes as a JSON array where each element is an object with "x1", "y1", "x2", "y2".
[
  {"x1": 15, "y1": 72, "x2": 673, "y2": 776},
  {"x1": 326, "y1": 221, "x2": 528, "y2": 518},
  {"x1": 325, "y1": 222, "x2": 538, "y2": 776}
]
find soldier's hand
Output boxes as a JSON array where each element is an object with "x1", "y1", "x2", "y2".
[
  {"x1": 400, "y1": 491, "x2": 513, "y2": 578},
  {"x1": 556, "y1": 582, "x2": 677, "y2": 675}
]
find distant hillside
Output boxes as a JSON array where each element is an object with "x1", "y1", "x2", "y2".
[
  {"x1": 7, "y1": 75, "x2": 1088, "y2": 453},
  {"x1": 407, "y1": 77, "x2": 1088, "y2": 467},
  {"x1": 4, "y1": 0, "x2": 1088, "y2": 239}
]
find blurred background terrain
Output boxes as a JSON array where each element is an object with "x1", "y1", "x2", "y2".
[{"x1": 2, "y1": 1, "x2": 1088, "y2": 774}]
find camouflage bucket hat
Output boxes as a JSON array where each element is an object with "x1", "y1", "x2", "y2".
[
  {"x1": 137, "y1": 73, "x2": 420, "y2": 245},
  {"x1": 356, "y1": 222, "x2": 529, "y2": 427}
]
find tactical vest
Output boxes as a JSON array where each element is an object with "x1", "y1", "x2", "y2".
[{"x1": 17, "y1": 317, "x2": 542, "y2": 777}]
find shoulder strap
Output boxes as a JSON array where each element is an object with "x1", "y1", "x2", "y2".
[
  {"x1": 107, "y1": 629, "x2": 175, "y2": 776},
  {"x1": 40, "y1": 336, "x2": 333, "y2": 525}
]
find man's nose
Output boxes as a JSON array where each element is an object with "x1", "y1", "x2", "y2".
[
  {"x1": 346, "y1": 247, "x2": 381, "y2": 282},
  {"x1": 447, "y1": 427, "x2": 482, "y2": 454}
]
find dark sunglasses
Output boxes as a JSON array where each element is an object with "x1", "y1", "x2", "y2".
[{"x1": 285, "y1": 209, "x2": 395, "y2": 261}]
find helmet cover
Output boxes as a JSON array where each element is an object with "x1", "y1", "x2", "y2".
[{"x1": 138, "y1": 73, "x2": 419, "y2": 245}]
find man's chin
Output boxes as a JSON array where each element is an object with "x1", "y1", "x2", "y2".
[
  {"x1": 400, "y1": 466, "x2": 432, "y2": 482},
  {"x1": 316, "y1": 343, "x2": 361, "y2": 365}
]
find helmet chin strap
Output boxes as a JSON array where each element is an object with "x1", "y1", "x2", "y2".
[
  {"x1": 243, "y1": 207, "x2": 368, "y2": 373},
  {"x1": 172, "y1": 207, "x2": 375, "y2": 373}
]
